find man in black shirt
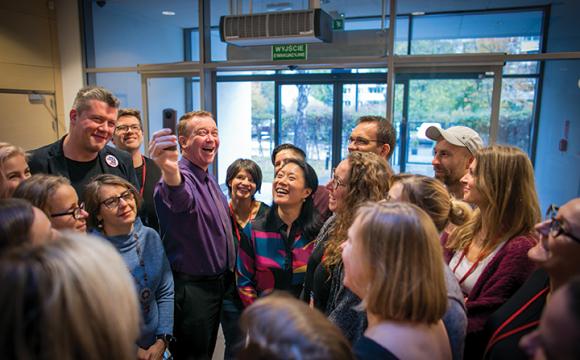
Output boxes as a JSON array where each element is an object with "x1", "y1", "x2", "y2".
[
  {"x1": 29, "y1": 86, "x2": 138, "y2": 202},
  {"x1": 112, "y1": 108, "x2": 161, "y2": 232}
]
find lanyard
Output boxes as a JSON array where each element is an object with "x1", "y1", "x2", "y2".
[
  {"x1": 484, "y1": 287, "x2": 549, "y2": 356},
  {"x1": 229, "y1": 201, "x2": 258, "y2": 243},
  {"x1": 452, "y1": 250, "x2": 484, "y2": 286},
  {"x1": 139, "y1": 156, "x2": 146, "y2": 197}
]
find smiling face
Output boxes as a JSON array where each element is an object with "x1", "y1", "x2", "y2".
[
  {"x1": 326, "y1": 159, "x2": 350, "y2": 213},
  {"x1": 229, "y1": 169, "x2": 257, "y2": 201},
  {"x1": 1, "y1": 154, "x2": 31, "y2": 198},
  {"x1": 272, "y1": 162, "x2": 311, "y2": 208},
  {"x1": 342, "y1": 216, "x2": 369, "y2": 299},
  {"x1": 97, "y1": 184, "x2": 137, "y2": 235},
  {"x1": 347, "y1": 122, "x2": 389, "y2": 158},
  {"x1": 112, "y1": 115, "x2": 143, "y2": 153},
  {"x1": 69, "y1": 100, "x2": 118, "y2": 154},
  {"x1": 528, "y1": 199, "x2": 580, "y2": 277},
  {"x1": 48, "y1": 184, "x2": 88, "y2": 232},
  {"x1": 432, "y1": 140, "x2": 472, "y2": 187},
  {"x1": 180, "y1": 116, "x2": 219, "y2": 171},
  {"x1": 460, "y1": 159, "x2": 483, "y2": 206}
]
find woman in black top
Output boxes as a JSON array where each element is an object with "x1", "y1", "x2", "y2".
[{"x1": 303, "y1": 151, "x2": 392, "y2": 342}]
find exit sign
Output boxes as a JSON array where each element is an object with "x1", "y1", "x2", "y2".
[
  {"x1": 333, "y1": 18, "x2": 344, "y2": 30},
  {"x1": 272, "y1": 44, "x2": 308, "y2": 61}
]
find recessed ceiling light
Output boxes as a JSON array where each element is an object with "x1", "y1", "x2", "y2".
[
  {"x1": 412, "y1": 11, "x2": 425, "y2": 16},
  {"x1": 162, "y1": 10, "x2": 175, "y2": 16}
]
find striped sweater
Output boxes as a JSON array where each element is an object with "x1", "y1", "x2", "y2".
[{"x1": 236, "y1": 207, "x2": 316, "y2": 307}]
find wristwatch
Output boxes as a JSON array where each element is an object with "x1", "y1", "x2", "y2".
[{"x1": 156, "y1": 334, "x2": 176, "y2": 346}]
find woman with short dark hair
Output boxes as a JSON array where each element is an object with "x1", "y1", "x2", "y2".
[
  {"x1": 222, "y1": 158, "x2": 269, "y2": 358},
  {"x1": 237, "y1": 159, "x2": 320, "y2": 306}
]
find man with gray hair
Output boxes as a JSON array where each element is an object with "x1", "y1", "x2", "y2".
[
  {"x1": 426, "y1": 125, "x2": 484, "y2": 200},
  {"x1": 29, "y1": 86, "x2": 138, "y2": 201}
]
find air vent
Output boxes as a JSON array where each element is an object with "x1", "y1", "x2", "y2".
[{"x1": 220, "y1": 9, "x2": 332, "y2": 46}]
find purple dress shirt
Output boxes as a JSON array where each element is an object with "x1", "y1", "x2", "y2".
[{"x1": 154, "y1": 157, "x2": 234, "y2": 276}]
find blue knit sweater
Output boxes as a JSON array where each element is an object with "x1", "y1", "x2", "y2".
[{"x1": 93, "y1": 218, "x2": 174, "y2": 348}]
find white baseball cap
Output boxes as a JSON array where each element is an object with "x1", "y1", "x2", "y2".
[{"x1": 426, "y1": 125, "x2": 484, "y2": 156}]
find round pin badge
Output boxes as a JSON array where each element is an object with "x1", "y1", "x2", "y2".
[{"x1": 105, "y1": 154, "x2": 119, "y2": 168}]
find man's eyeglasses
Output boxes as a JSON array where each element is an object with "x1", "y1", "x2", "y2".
[
  {"x1": 545, "y1": 204, "x2": 580, "y2": 244},
  {"x1": 115, "y1": 124, "x2": 141, "y2": 133},
  {"x1": 101, "y1": 190, "x2": 134, "y2": 209},
  {"x1": 51, "y1": 203, "x2": 86, "y2": 220},
  {"x1": 329, "y1": 168, "x2": 347, "y2": 190},
  {"x1": 348, "y1": 136, "x2": 381, "y2": 146}
]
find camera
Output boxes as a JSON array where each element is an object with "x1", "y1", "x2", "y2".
[{"x1": 96, "y1": 0, "x2": 106, "y2": 8}]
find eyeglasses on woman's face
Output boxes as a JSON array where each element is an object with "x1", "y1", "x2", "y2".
[
  {"x1": 329, "y1": 167, "x2": 347, "y2": 191},
  {"x1": 51, "y1": 203, "x2": 86, "y2": 220},
  {"x1": 100, "y1": 190, "x2": 134, "y2": 209},
  {"x1": 544, "y1": 204, "x2": 580, "y2": 244}
]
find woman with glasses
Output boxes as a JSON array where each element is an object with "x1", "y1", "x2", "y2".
[
  {"x1": 303, "y1": 151, "x2": 391, "y2": 343},
  {"x1": 443, "y1": 145, "x2": 541, "y2": 358},
  {"x1": 13, "y1": 174, "x2": 88, "y2": 232},
  {"x1": 85, "y1": 174, "x2": 174, "y2": 360},
  {"x1": 237, "y1": 159, "x2": 320, "y2": 307},
  {"x1": 344, "y1": 202, "x2": 451, "y2": 359},
  {"x1": 0, "y1": 142, "x2": 31, "y2": 199},
  {"x1": 388, "y1": 174, "x2": 471, "y2": 360},
  {"x1": 483, "y1": 198, "x2": 580, "y2": 360}
]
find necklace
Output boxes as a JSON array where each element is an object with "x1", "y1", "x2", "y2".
[{"x1": 133, "y1": 232, "x2": 152, "y2": 314}]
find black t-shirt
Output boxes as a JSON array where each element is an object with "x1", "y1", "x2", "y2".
[
  {"x1": 135, "y1": 157, "x2": 162, "y2": 232},
  {"x1": 302, "y1": 242, "x2": 332, "y2": 311},
  {"x1": 66, "y1": 157, "x2": 102, "y2": 202}
]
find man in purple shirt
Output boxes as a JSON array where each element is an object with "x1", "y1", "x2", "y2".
[{"x1": 150, "y1": 110, "x2": 234, "y2": 359}]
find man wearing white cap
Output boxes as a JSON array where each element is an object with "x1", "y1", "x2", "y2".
[{"x1": 426, "y1": 125, "x2": 484, "y2": 200}]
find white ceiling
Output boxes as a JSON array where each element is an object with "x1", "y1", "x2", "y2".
[{"x1": 95, "y1": 0, "x2": 553, "y2": 28}]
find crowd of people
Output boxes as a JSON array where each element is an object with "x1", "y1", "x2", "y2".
[{"x1": 0, "y1": 85, "x2": 578, "y2": 360}]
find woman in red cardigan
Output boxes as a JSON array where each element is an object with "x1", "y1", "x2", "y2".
[{"x1": 443, "y1": 145, "x2": 541, "y2": 359}]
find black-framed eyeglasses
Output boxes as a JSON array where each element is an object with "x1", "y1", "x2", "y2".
[
  {"x1": 101, "y1": 190, "x2": 134, "y2": 209},
  {"x1": 348, "y1": 136, "x2": 381, "y2": 146},
  {"x1": 545, "y1": 204, "x2": 580, "y2": 244},
  {"x1": 51, "y1": 203, "x2": 86, "y2": 220},
  {"x1": 329, "y1": 168, "x2": 347, "y2": 190},
  {"x1": 115, "y1": 124, "x2": 141, "y2": 133}
]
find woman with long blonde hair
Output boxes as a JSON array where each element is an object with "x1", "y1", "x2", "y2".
[
  {"x1": 444, "y1": 145, "x2": 540, "y2": 357},
  {"x1": 388, "y1": 174, "x2": 471, "y2": 360}
]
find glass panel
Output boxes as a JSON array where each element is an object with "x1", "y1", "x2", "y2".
[
  {"x1": 146, "y1": 77, "x2": 199, "y2": 141},
  {"x1": 498, "y1": 78, "x2": 537, "y2": 154},
  {"x1": 95, "y1": 72, "x2": 142, "y2": 109},
  {"x1": 91, "y1": 0, "x2": 197, "y2": 67},
  {"x1": 340, "y1": 83, "x2": 402, "y2": 172},
  {"x1": 411, "y1": 11, "x2": 542, "y2": 55},
  {"x1": 281, "y1": 84, "x2": 334, "y2": 185},
  {"x1": 503, "y1": 61, "x2": 540, "y2": 75},
  {"x1": 345, "y1": 17, "x2": 409, "y2": 55},
  {"x1": 216, "y1": 82, "x2": 275, "y2": 204},
  {"x1": 406, "y1": 78, "x2": 493, "y2": 175}
]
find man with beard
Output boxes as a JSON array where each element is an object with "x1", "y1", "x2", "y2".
[{"x1": 426, "y1": 125, "x2": 484, "y2": 200}]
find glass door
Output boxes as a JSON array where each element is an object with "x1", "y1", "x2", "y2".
[
  {"x1": 400, "y1": 73, "x2": 495, "y2": 175},
  {"x1": 280, "y1": 83, "x2": 334, "y2": 185}
]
